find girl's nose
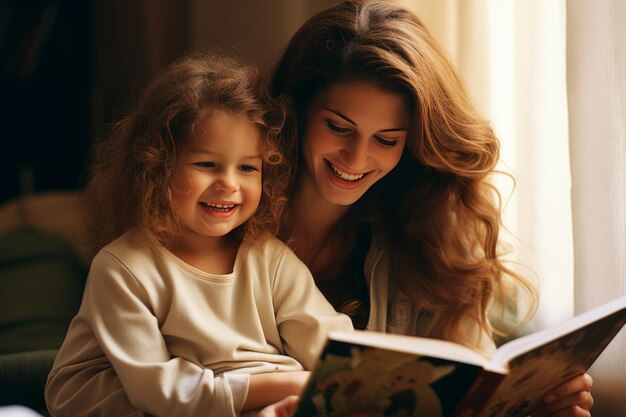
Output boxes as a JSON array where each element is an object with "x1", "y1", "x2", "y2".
[{"x1": 212, "y1": 171, "x2": 239, "y2": 192}]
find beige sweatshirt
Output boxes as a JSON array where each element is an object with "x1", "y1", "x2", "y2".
[{"x1": 45, "y1": 228, "x2": 353, "y2": 417}]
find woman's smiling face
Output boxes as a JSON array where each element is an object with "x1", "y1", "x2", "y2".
[{"x1": 301, "y1": 80, "x2": 410, "y2": 206}]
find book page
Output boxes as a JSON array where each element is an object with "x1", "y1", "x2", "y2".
[
  {"x1": 295, "y1": 336, "x2": 489, "y2": 417},
  {"x1": 328, "y1": 330, "x2": 490, "y2": 367},
  {"x1": 477, "y1": 301, "x2": 626, "y2": 417},
  {"x1": 489, "y1": 295, "x2": 626, "y2": 369}
]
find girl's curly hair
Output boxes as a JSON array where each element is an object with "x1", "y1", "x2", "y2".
[{"x1": 84, "y1": 52, "x2": 289, "y2": 252}]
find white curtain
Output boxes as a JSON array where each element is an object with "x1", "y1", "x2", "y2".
[
  {"x1": 567, "y1": 1, "x2": 626, "y2": 415},
  {"x1": 401, "y1": 0, "x2": 626, "y2": 413},
  {"x1": 400, "y1": 0, "x2": 573, "y2": 326}
]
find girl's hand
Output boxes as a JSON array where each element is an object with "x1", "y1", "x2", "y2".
[
  {"x1": 530, "y1": 373, "x2": 594, "y2": 417},
  {"x1": 244, "y1": 371, "x2": 311, "y2": 410},
  {"x1": 258, "y1": 395, "x2": 300, "y2": 417},
  {"x1": 258, "y1": 397, "x2": 370, "y2": 417}
]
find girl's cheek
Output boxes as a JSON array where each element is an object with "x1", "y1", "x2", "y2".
[{"x1": 170, "y1": 172, "x2": 193, "y2": 195}]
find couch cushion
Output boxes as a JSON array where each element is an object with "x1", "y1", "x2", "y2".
[
  {"x1": 0, "y1": 228, "x2": 86, "y2": 354},
  {"x1": 0, "y1": 349, "x2": 58, "y2": 411}
]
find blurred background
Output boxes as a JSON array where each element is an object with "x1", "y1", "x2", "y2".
[
  {"x1": 0, "y1": 0, "x2": 339, "y2": 204},
  {"x1": 1, "y1": 0, "x2": 624, "y2": 414}
]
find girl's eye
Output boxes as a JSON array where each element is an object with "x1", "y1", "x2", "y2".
[
  {"x1": 374, "y1": 136, "x2": 399, "y2": 148},
  {"x1": 193, "y1": 161, "x2": 215, "y2": 168},
  {"x1": 239, "y1": 165, "x2": 259, "y2": 173},
  {"x1": 325, "y1": 120, "x2": 353, "y2": 136}
]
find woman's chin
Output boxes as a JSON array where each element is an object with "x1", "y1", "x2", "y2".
[{"x1": 320, "y1": 185, "x2": 369, "y2": 207}]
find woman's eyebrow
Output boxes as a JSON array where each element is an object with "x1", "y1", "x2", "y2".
[
  {"x1": 324, "y1": 108, "x2": 356, "y2": 125},
  {"x1": 379, "y1": 127, "x2": 407, "y2": 133},
  {"x1": 323, "y1": 107, "x2": 407, "y2": 132}
]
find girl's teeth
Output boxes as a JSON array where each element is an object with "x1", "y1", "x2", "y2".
[
  {"x1": 330, "y1": 164, "x2": 364, "y2": 181},
  {"x1": 202, "y1": 202, "x2": 235, "y2": 211}
]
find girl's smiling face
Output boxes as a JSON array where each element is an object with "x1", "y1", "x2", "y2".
[
  {"x1": 170, "y1": 110, "x2": 263, "y2": 244},
  {"x1": 301, "y1": 80, "x2": 409, "y2": 207}
]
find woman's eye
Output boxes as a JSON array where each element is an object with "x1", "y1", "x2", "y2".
[
  {"x1": 325, "y1": 120, "x2": 353, "y2": 136},
  {"x1": 375, "y1": 136, "x2": 399, "y2": 148},
  {"x1": 193, "y1": 161, "x2": 215, "y2": 168}
]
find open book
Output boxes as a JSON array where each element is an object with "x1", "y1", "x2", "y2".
[{"x1": 292, "y1": 296, "x2": 626, "y2": 417}]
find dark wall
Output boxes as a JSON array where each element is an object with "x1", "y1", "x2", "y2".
[
  {"x1": 1, "y1": 1, "x2": 333, "y2": 205},
  {"x1": 1, "y1": 0, "x2": 92, "y2": 203},
  {"x1": 1, "y1": 0, "x2": 190, "y2": 204}
]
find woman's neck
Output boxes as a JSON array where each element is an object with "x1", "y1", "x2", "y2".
[{"x1": 291, "y1": 175, "x2": 352, "y2": 271}]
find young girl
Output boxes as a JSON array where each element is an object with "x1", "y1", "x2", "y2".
[{"x1": 44, "y1": 53, "x2": 352, "y2": 417}]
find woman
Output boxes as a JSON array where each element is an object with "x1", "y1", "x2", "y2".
[{"x1": 263, "y1": 0, "x2": 594, "y2": 416}]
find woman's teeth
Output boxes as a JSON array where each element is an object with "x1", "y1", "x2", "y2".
[
  {"x1": 330, "y1": 163, "x2": 365, "y2": 181},
  {"x1": 201, "y1": 202, "x2": 235, "y2": 212}
]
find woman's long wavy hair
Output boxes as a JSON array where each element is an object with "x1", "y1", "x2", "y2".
[
  {"x1": 84, "y1": 52, "x2": 288, "y2": 252},
  {"x1": 272, "y1": 0, "x2": 536, "y2": 348}
]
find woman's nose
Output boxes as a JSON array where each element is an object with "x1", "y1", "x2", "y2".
[{"x1": 340, "y1": 136, "x2": 369, "y2": 168}]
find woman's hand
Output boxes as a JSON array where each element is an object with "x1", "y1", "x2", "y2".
[{"x1": 530, "y1": 373, "x2": 594, "y2": 417}]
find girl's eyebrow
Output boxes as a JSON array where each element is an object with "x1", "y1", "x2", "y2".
[
  {"x1": 187, "y1": 149, "x2": 263, "y2": 159},
  {"x1": 323, "y1": 107, "x2": 407, "y2": 133},
  {"x1": 243, "y1": 155, "x2": 264, "y2": 161}
]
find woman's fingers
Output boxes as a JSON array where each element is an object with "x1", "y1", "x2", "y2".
[
  {"x1": 530, "y1": 390, "x2": 593, "y2": 416},
  {"x1": 543, "y1": 374, "x2": 593, "y2": 404},
  {"x1": 530, "y1": 374, "x2": 593, "y2": 417}
]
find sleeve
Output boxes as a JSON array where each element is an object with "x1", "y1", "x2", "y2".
[
  {"x1": 85, "y1": 251, "x2": 248, "y2": 417},
  {"x1": 270, "y1": 247, "x2": 354, "y2": 370}
]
